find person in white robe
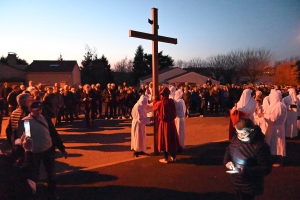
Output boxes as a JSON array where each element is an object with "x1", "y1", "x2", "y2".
[
  {"x1": 253, "y1": 90, "x2": 268, "y2": 134},
  {"x1": 131, "y1": 95, "x2": 151, "y2": 157},
  {"x1": 169, "y1": 85, "x2": 176, "y2": 100},
  {"x1": 262, "y1": 95, "x2": 271, "y2": 113},
  {"x1": 258, "y1": 90, "x2": 287, "y2": 166},
  {"x1": 231, "y1": 89, "x2": 256, "y2": 121},
  {"x1": 282, "y1": 88, "x2": 299, "y2": 138},
  {"x1": 174, "y1": 89, "x2": 186, "y2": 151}
]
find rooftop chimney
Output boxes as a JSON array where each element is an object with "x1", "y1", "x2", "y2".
[{"x1": 7, "y1": 52, "x2": 17, "y2": 67}]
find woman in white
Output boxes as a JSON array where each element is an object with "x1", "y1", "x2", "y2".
[
  {"x1": 259, "y1": 90, "x2": 287, "y2": 166},
  {"x1": 282, "y1": 88, "x2": 299, "y2": 138},
  {"x1": 174, "y1": 89, "x2": 186, "y2": 150},
  {"x1": 131, "y1": 95, "x2": 151, "y2": 157},
  {"x1": 231, "y1": 89, "x2": 256, "y2": 121}
]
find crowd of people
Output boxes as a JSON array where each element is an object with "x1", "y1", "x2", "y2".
[{"x1": 1, "y1": 79, "x2": 300, "y2": 199}]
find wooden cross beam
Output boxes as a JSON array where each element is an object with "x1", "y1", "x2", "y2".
[{"x1": 129, "y1": 8, "x2": 177, "y2": 154}]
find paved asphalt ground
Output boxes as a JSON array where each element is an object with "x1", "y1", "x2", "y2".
[{"x1": 1, "y1": 115, "x2": 300, "y2": 200}]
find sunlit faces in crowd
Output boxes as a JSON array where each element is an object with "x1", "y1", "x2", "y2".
[
  {"x1": 83, "y1": 84, "x2": 91, "y2": 93},
  {"x1": 47, "y1": 87, "x2": 54, "y2": 94}
]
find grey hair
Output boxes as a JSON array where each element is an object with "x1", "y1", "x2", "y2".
[
  {"x1": 17, "y1": 93, "x2": 31, "y2": 106},
  {"x1": 83, "y1": 84, "x2": 90, "y2": 90}
]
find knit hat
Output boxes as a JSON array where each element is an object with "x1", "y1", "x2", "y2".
[{"x1": 30, "y1": 101, "x2": 43, "y2": 111}]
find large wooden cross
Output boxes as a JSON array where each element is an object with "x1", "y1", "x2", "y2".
[{"x1": 129, "y1": 8, "x2": 177, "y2": 154}]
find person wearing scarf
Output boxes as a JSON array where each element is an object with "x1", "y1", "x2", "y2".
[{"x1": 224, "y1": 118, "x2": 272, "y2": 200}]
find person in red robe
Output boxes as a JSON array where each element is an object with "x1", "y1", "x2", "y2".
[{"x1": 153, "y1": 87, "x2": 180, "y2": 163}]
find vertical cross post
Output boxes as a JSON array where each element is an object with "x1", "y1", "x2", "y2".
[
  {"x1": 152, "y1": 8, "x2": 159, "y2": 154},
  {"x1": 129, "y1": 8, "x2": 177, "y2": 155}
]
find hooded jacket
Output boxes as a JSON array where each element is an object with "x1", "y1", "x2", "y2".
[{"x1": 224, "y1": 126, "x2": 272, "y2": 195}]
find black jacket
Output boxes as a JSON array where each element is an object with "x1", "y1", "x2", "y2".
[{"x1": 223, "y1": 126, "x2": 272, "y2": 195}]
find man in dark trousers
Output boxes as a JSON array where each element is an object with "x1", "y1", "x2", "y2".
[
  {"x1": 16, "y1": 101, "x2": 68, "y2": 200},
  {"x1": 62, "y1": 85, "x2": 75, "y2": 124},
  {"x1": 43, "y1": 87, "x2": 60, "y2": 126}
]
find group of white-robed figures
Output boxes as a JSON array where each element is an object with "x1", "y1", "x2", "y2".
[
  {"x1": 131, "y1": 86, "x2": 186, "y2": 156},
  {"x1": 231, "y1": 87, "x2": 300, "y2": 165}
]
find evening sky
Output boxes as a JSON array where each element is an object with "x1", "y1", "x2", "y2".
[{"x1": 0, "y1": 0, "x2": 299, "y2": 68}]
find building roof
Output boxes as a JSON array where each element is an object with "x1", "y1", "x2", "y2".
[
  {"x1": 25, "y1": 60, "x2": 78, "y2": 72},
  {"x1": 139, "y1": 67, "x2": 185, "y2": 80},
  {"x1": 140, "y1": 67, "x2": 187, "y2": 84},
  {"x1": 166, "y1": 71, "x2": 220, "y2": 85}
]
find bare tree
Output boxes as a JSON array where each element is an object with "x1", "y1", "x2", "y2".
[
  {"x1": 239, "y1": 49, "x2": 272, "y2": 83},
  {"x1": 114, "y1": 57, "x2": 133, "y2": 72},
  {"x1": 175, "y1": 59, "x2": 185, "y2": 68},
  {"x1": 188, "y1": 58, "x2": 206, "y2": 68},
  {"x1": 57, "y1": 53, "x2": 63, "y2": 61}
]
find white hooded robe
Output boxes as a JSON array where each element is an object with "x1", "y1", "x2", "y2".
[
  {"x1": 282, "y1": 88, "x2": 299, "y2": 138},
  {"x1": 174, "y1": 89, "x2": 186, "y2": 147},
  {"x1": 264, "y1": 90, "x2": 287, "y2": 156},
  {"x1": 233, "y1": 89, "x2": 256, "y2": 121},
  {"x1": 131, "y1": 95, "x2": 151, "y2": 152}
]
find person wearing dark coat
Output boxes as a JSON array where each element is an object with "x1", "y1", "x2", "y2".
[
  {"x1": 94, "y1": 83, "x2": 102, "y2": 119},
  {"x1": 0, "y1": 96, "x2": 4, "y2": 137},
  {"x1": 182, "y1": 86, "x2": 191, "y2": 117},
  {"x1": 62, "y1": 85, "x2": 75, "y2": 124},
  {"x1": 224, "y1": 118, "x2": 272, "y2": 200},
  {"x1": 209, "y1": 85, "x2": 220, "y2": 115},
  {"x1": 116, "y1": 85, "x2": 126, "y2": 119},
  {"x1": 43, "y1": 87, "x2": 59, "y2": 126},
  {"x1": 7, "y1": 85, "x2": 21, "y2": 114},
  {"x1": 102, "y1": 83, "x2": 113, "y2": 120},
  {"x1": 0, "y1": 82, "x2": 12, "y2": 116},
  {"x1": 125, "y1": 87, "x2": 136, "y2": 119},
  {"x1": 81, "y1": 84, "x2": 97, "y2": 127},
  {"x1": 199, "y1": 84, "x2": 210, "y2": 115}
]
